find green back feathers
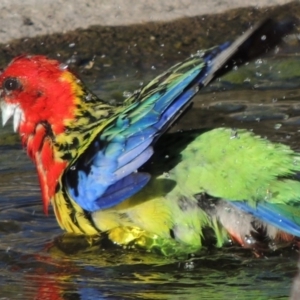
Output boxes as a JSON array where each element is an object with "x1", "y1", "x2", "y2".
[{"x1": 170, "y1": 128, "x2": 300, "y2": 205}]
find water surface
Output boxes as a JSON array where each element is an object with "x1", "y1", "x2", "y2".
[{"x1": 1, "y1": 14, "x2": 300, "y2": 300}]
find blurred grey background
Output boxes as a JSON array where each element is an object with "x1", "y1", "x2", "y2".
[{"x1": 0, "y1": 0, "x2": 293, "y2": 43}]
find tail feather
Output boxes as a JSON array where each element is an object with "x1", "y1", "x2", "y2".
[{"x1": 230, "y1": 201, "x2": 300, "y2": 237}]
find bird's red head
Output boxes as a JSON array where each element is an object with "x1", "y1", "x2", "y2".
[
  {"x1": 0, "y1": 55, "x2": 78, "y2": 134},
  {"x1": 0, "y1": 55, "x2": 80, "y2": 213}
]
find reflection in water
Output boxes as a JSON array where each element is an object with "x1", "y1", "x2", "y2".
[
  {"x1": 0, "y1": 244, "x2": 298, "y2": 299},
  {"x1": 1, "y1": 39, "x2": 300, "y2": 300}
]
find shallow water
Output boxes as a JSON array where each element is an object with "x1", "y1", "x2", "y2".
[{"x1": 1, "y1": 16, "x2": 300, "y2": 300}]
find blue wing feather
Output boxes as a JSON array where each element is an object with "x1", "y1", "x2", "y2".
[{"x1": 93, "y1": 173, "x2": 151, "y2": 210}]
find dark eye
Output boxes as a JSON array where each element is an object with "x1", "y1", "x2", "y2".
[{"x1": 3, "y1": 77, "x2": 21, "y2": 92}]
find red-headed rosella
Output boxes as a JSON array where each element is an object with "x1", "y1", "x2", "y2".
[{"x1": 1, "y1": 18, "x2": 299, "y2": 256}]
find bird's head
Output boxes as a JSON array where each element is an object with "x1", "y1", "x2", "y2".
[
  {"x1": 0, "y1": 55, "x2": 80, "y2": 136},
  {"x1": 0, "y1": 55, "x2": 86, "y2": 213}
]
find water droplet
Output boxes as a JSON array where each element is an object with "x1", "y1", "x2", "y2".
[
  {"x1": 244, "y1": 235, "x2": 255, "y2": 245},
  {"x1": 123, "y1": 91, "x2": 132, "y2": 98},
  {"x1": 274, "y1": 123, "x2": 282, "y2": 130},
  {"x1": 151, "y1": 66, "x2": 156, "y2": 70},
  {"x1": 70, "y1": 166, "x2": 76, "y2": 171},
  {"x1": 196, "y1": 50, "x2": 205, "y2": 58},
  {"x1": 108, "y1": 99, "x2": 117, "y2": 106},
  {"x1": 230, "y1": 129, "x2": 239, "y2": 139},
  {"x1": 193, "y1": 86, "x2": 199, "y2": 93},
  {"x1": 264, "y1": 189, "x2": 272, "y2": 201},
  {"x1": 261, "y1": 35, "x2": 267, "y2": 41},
  {"x1": 69, "y1": 43, "x2": 75, "y2": 48},
  {"x1": 59, "y1": 63, "x2": 68, "y2": 70},
  {"x1": 163, "y1": 172, "x2": 170, "y2": 178},
  {"x1": 85, "y1": 93, "x2": 92, "y2": 101},
  {"x1": 184, "y1": 261, "x2": 195, "y2": 270},
  {"x1": 224, "y1": 206, "x2": 232, "y2": 212}
]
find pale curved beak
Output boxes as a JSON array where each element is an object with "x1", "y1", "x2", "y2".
[{"x1": 0, "y1": 101, "x2": 24, "y2": 132}]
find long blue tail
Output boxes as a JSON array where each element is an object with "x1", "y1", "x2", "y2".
[{"x1": 230, "y1": 201, "x2": 300, "y2": 237}]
